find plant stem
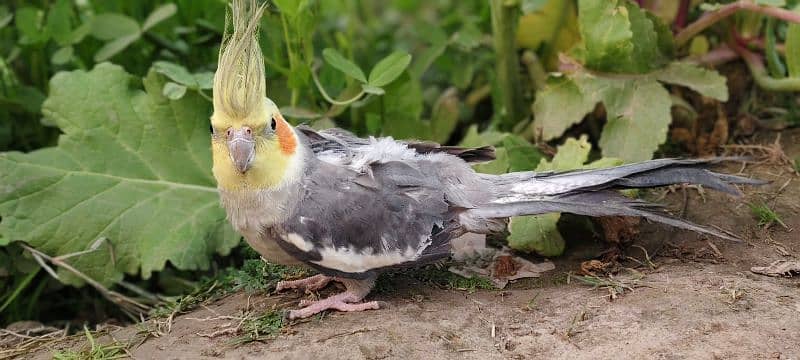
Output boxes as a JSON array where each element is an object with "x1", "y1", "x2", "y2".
[
  {"x1": 731, "y1": 41, "x2": 800, "y2": 91},
  {"x1": 676, "y1": 0, "x2": 800, "y2": 47},
  {"x1": 674, "y1": 0, "x2": 691, "y2": 31},
  {"x1": 310, "y1": 66, "x2": 366, "y2": 106},
  {"x1": 490, "y1": 0, "x2": 526, "y2": 130}
]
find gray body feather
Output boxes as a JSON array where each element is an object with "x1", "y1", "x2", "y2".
[{"x1": 231, "y1": 128, "x2": 763, "y2": 278}]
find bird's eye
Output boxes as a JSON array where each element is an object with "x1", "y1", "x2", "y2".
[{"x1": 270, "y1": 116, "x2": 277, "y2": 131}]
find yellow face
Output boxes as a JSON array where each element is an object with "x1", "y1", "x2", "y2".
[{"x1": 210, "y1": 106, "x2": 298, "y2": 192}]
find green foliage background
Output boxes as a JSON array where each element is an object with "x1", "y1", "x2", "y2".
[{"x1": 1, "y1": 0, "x2": 799, "y2": 325}]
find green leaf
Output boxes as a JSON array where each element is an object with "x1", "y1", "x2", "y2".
[
  {"x1": 94, "y1": 33, "x2": 140, "y2": 62},
  {"x1": 521, "y1": 0, "x2": 549, "y2": 14},
  {"x1": 459, "y1": 125, "x2": 509, "y2": 148},
  {"x1": 503, "y1": 136, "x2": 542, "y2": 172},
  {"x1": 655, "y1": 62, "x2": 728, "y2": 101},
  {"x1": 578, "y1": 0, "x2": 671, "y2": 73},
  {"x1": 163, "y1": 82, "x2": 187, "y2": 100},
  {"x1": 322, "y1": 48, "x2": 367, "y2": 83},
  {"x1": 531, "y1": 74, "x2": 601, "y2": 141},
  {"x1": 46, "y1": 0, "x2": 73, "y2": 46},
  {"x1": 368, "y1": 51, "x2": 412, "y2": 87},
  {"x1": 0, "y1": 6, "x2": 12, "y2": 29},
  {"x1": 409, "y1": 42, "x2": 447, "y2": 78},
  {"x1": 368, "y1": 73, "x2": 423, "y2": 138},
  {"x1": 142, "y1": 3, "x2": 177, "y2": 32},
  {"x1": 361, "y1": 84, "x2": 385, "y2": 95},
  {"x1": 0, "y1": 64, "x2": 238, "y2": 286},
  {"x1": 472, "y1": 147, "x2": 509, "y2": 175},
  {"x1": 599, "y1": 79, "x2": 671, "y2": 162},
  {"x1": 15, "y1": 7, "x2": 49, "y2": 45},
  {"x1": 152, "y1": 61, "x2": 197, "y2": 87},
  {"x1": 507, "y1": 213, "x2": 565, "y2": 256},
  {"x1": 273, "y1": 0, "x2": 310, "y2": 18},
  {"x1": 90, "y1": 13, "x2": 140, "y2": 41},
  {"x1": 755, "y1": 0, "x2": 785, "y2": 6},
  {"x1": 508, "y1": 136, "x2": 619, "y2": 256},
  {"x1": 194, "y1": 72, "x2": 215, "y2": 90},
  {"x1": 51, "y1": 46, "x2": 74, "y2": 65},
  {"x1": 787, "y1": 6, "x2": 800, "y2": 78}
]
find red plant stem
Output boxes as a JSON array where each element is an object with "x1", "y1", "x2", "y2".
[
  {"x1": 675, "y1": 0, "x2": 800, "y2": 47},
  {"x1": 673, "y1": 0, "x2": 691, "y2": 32},
  {"x1": 729, "y1": 41, "x2": 800, "y2": 91}
]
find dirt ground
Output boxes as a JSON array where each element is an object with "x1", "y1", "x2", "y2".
[{"x1": 20, "y1": 131, "x2": 800, "y2": 359}]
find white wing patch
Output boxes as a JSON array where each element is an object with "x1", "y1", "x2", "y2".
[
  {"x1": 312, "y1": 246, "x2": 418, "y2": 273},
  {"x1": 315, "y1": 136, "x2": 430, "y2": 173}
]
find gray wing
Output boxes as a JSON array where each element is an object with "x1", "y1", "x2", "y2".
[
  {"x1": 297, "y1": 125, "x2": 495, "y2": 165},
  {"x1": 271, "y1": 159, "x2": 459, "y2": 278}
]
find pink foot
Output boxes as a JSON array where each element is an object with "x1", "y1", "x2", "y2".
[
  {"x1": 287, "y1": 291, "x2": 382, "y2": 319},
  {"x1": 276, "y1": 274, "x2": 333, "y2": 293}
]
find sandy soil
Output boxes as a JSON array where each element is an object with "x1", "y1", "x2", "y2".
[{"x1": 21, "y1": 131, "x2": 800, "y2": 359}]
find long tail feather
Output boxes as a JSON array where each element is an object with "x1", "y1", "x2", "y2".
[{"x1": 477, "y1": 158, "x2": 766, "y2": 241}]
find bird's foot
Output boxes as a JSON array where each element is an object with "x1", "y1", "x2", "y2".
[
  {"x1": 276, "y1": 274, "x2": 333, "y2": 293},
  {"x1": 287, "y1": 291, "x2": 383, "y2": 319}
]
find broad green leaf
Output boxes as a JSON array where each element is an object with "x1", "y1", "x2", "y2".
[
  {"x1": 194, "y1": 72, "x2": 214, "y2": 90},
  {"x1": 370, "y1": 73, "x2": 423, "y2": 138},
  {"x1": 429, "y1": 89, "x2": 460, "y2": 143},
  {"x1": 51, "y1": 46, "x2": 74, "y2": 65},
  {"x1": 0, "y1": 64, "x2": 238, "y2": 286},
  {"x1": 521, "y1": 0, "x2": 549, "y2": 14},
  {"x1": 142, "y1": 3, "x2": 177, "y2": 32},
  {"x1": 94, "y1": 34, "x2": 140, "y2": 62},
  {"x1": 655, "y1": 62, "x2": 728, "y2": 101},
  {"x1": 508, "y1": 136, "x2": 618, "y2": 256},
  {"x1": 578, "y1": 0, "x2": 671, "y2": 73},
  {"x1": 459, "y1": 125, "x2": 509, "y2": 148},
  {"x1": 0, "y1": 6, "x2": 11, "y2": 29},
  {"x1": 599, "y1": 79, "x2": 671, "y2": 162},
  {"x1": 409, "y1": 42, "x2": 447, "y2": 78},
  {"x1": 273, "y1": 0, "x2": 310, "y2": 18},
  {"x1": 531, "y1": 74, "x2": 600, "y2": 140},
  {"x1": 361, "y1": 84, "x2": 385, "y2": 95},
  {"x1": 322, "y1": 48, "x2": 367, "y2": 83},
  {"x1": 46, "y1": 0, "x2": 73, "y2": 46},
  {"x1": 578, "y1": 0, "x2": 634, "y2": 71},
  {"x1": 90, "y1": 13, "x2": 140, "y2": 41},
  {"x1": 787, "y1": 6, "x2": 800, "y2": 77},
  {"x1": 507, "y1": 213, "x2": 564, "y2": 256},
  {"x1": 535, "y1": 135, "x2": 591, "y2": 171},
  {"x1": 163, "y1": 82, "x2": 187, "y2": 100},
  {"x1": 368, "y1": 52, "x2": 412, "y2": 87},
  {"x1": 15, "y1": 7, "x2": 49, "y2": 45},
  {"x1": 503, "y1": 135, "x2": 542, "y2": 172},
  {"x1": 152, "y1": 61, "x2": 197, "y2": 87},
  {"x1": 472, "y1": 148, "x2": 509, "y2": 175},
  {"x1": 755, "y1": 0, "x2": 785, "y2": 6}
]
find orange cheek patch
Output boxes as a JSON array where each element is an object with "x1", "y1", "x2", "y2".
[{"x1": 275, "y1": 113, "x2": 297, "y2": 155}]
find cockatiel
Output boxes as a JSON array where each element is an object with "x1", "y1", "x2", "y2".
[{"x1": 211, "y1": 0, "x2": 763, "y2": 319}]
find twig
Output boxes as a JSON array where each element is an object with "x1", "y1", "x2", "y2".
[
  {"x1": 21, "y1": 245, "x2": 151, "y2": 318},
  {"x1": 730, "y1": 41, "x2": 800, "y2": 92},
  {"x1": 314, "y1": 328, "x2": 374, "y2": 343},
  {"x1": 675, "y1": 0, "x2": 800, "y2": 47}
]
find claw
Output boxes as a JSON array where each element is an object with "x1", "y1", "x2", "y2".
[
  {"x1": 276, "y1": 274, "x2": 333, "y2": 293},
  {"x1": 288, "y1": 294, "x2": 382, "y2": 319},
  {"x1": 285, "y1": 276, "x2": 380, "y2": 319}
]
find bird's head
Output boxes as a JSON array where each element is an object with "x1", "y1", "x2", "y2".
[{"x1": 210, "y1": 0, "x2": 302, "y2": 192}]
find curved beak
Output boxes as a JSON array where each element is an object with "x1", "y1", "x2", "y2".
[{"x1": 228, "y1": 128, "x2": 255, "y2": 173}]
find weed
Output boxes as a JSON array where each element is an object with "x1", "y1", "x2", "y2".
[
  {"x1": 52, "y1": 327, "x2": 127, "y2": 360},
  {"x1": 570, "y1": 270, "x2": 645, "y2": 301},
  {"x1": 230, "y1": 309, "x2": 285, "y2": 345},
  {"x1": 749, "y1": 202, "x2": 787, "y2": 229}
]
